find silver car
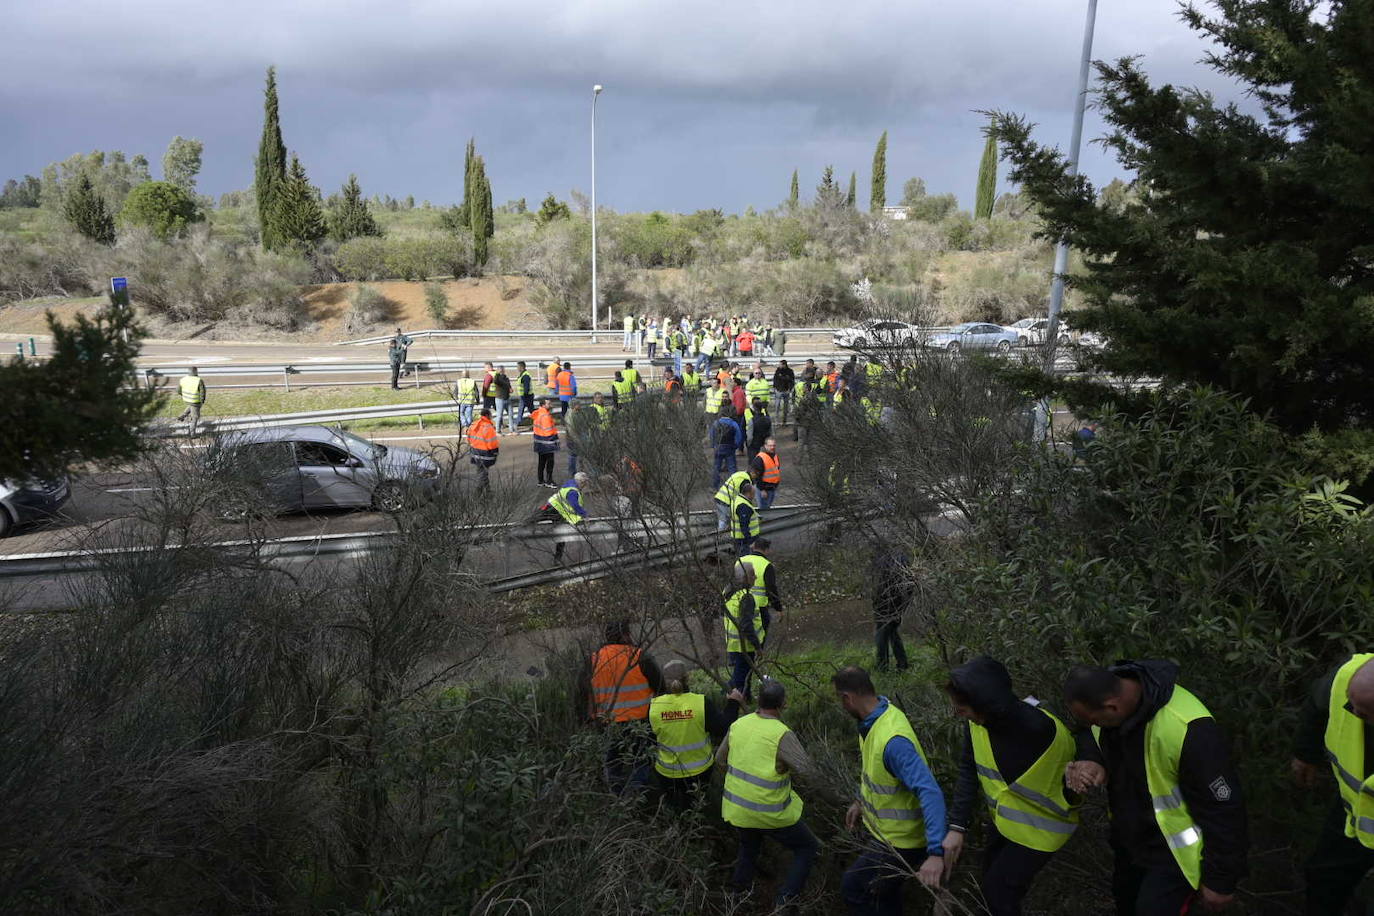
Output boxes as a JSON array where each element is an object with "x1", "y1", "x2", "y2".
[
  {"x1": 206, "y1": 425, "x2": 440, "y2": 517},
  {"x1": 0, "y1": 477, "x2": 71, "y2": 538},
  {"x1": 922, "y1": 322, "x2": 1020, "y2": 354}
]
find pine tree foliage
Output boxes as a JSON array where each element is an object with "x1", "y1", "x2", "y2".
[
  {"x1": 871, "y1": 131, "x2": 888, "y2": 211},
  {"x1": 788, "y1": 170, "x2": 799, "y2": 209},
  {"x1": 975, "y1": 132, "x2": 997, "y2": 220},
  {"x1": 458, "y1": 138, "x2": 475, "y2": 229},
  {"x1": 846, "y1": 171, "x2": 857, "y2": 208},
  {"x1": 814, "y1": 166, "x2": 845, "y2": 210},
  {"x1": 535, "y1": 193, "x2": 572, "y2": 226},
  {"x1": 470, "y1": 155, "x2": 493, "y2": 267},
  {"x1": 272, "y1": 154, "x2": 326, "y2": 250},
  {"x1": 255, "y1": 67, "x2": 288, "y2": 251},
  {"x1": 329, "y1": 174, "x2": 382, "y2": 242},
  {"x1": 990, "y1": 0, "x2": 1374, "y2": 436},
  {"x1": 63, "y1": 173, "x2": 115, "y2": 245}
]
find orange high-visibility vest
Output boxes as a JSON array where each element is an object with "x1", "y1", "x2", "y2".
[
  {"x1": 532, "y1": 407, "x2": 558, "y2": 442},
  {"x1": 467, "y1": 418, "x2": 499, "y2": 457},
  {"x1": 758, "y1": 451, "x2": 781, "y2": 485},
  {"x1": 546, "y1": 363, "x2": 561, "y2": 390},
  {"x1": 557, "y1": 370, "x2": 575, "y2": 397},
  {"x1": 590, "y1": 644, "x2": 653, "y2": 722}
]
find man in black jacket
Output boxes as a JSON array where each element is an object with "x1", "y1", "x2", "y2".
[
  {"x1": 1291, "y1": 654, "x2": 1374, "y2": 915},
  {"x1": 1065, "y1": 661, "x2": 1247, "y2": 915},
  {"x1": 943, "y1": 657, "x2": 1088, "y2": 915},
  {"x1": 772, "y1": 359, "x2": 796, "y2": 426}
]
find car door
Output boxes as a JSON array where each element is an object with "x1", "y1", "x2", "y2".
[{"x1": 294, "y1": 440, "x2": 370, "y2": 509}]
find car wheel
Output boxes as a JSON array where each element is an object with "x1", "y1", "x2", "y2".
[
  {"x1": 997, "y1": 340, "x2": 1011, "y2": 353},
  {"x1": 946, "y1": 342, "x2": 961, "y2": 356},
  {"x1": 373, "y1": 481, "x2": 407, "y2": 513},
  {"x1": 0, "y1": 506, "x2": 13, "y2": 538}
]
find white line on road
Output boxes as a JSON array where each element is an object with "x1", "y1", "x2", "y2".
[{"x1": 106, "y1": 486, "x2": 182, "y2": 493}]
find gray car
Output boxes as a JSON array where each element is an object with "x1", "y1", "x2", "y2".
[
  {"x1": 922, "y1": 322, "x2": 1020, "y2": 354},
  {"x1": 0, "y1": 477, "x2": 71, "y2": 538},
  {"x1": 206, "y1": 425, "x2": 440, "y2": 517}
]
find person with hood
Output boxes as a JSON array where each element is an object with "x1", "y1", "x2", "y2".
[
  {"x1": 1064, "y1": 662, "x2": 1247, "y2": 915},
  {"x1": 711, "y1": 408, "x2": 745, "y2": 489},
  {"x1": 942, "y1": 657, "x2": 1083, "y2": 915}
]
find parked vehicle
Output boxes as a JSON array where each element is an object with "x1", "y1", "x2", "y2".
[
  {"x1": 833, "y1": 319, "x2": 922, "y2": 350},
  {"x1": 921, "y1": 322, "x2": 1020, "y2": 354},
  {"x1": 1009, "y1": 317, "x2": 1070, "y2": 347},
  {"x1": 0, "y1": 477, "x2": 71, "y2": 538},
  {"x1": 205, "y1": 425, "x2": 441, "y2": 518}
]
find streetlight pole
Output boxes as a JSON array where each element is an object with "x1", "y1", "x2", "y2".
[
  {"x1": 1043, "y1": 0, "x2": 1098, "y2": 368},
  {"x1": 591, "y1": 84, "x2": 603, "y2": 332}
]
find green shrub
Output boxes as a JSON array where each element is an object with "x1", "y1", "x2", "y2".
[{"x1": 119, "y1": 180, "x2": 199, "y2": 239}]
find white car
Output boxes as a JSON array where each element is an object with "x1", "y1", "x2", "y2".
[
  {"x1": 1008, "y1": 318, "x2": 1070, "y2": 347},
  {"x1": 833, "y1": 319, "x2": 921, "y2": 350}
]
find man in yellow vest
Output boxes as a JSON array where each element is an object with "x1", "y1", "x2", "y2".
[
  {"x1": 833, "y1": 666, "x2": 947, "y2": 913},
  {"x1": 722, "y1": 559, "x2": 765, "y2": 707},
  {"x1": 717, "y1": 679, "x2": 822, "y2": 912},
  {"x1": 648, "y1": 659, "x2": 741, "y2": 809},
  {"x1": 176, "y1": 367, "x2": 207, "y2": 435},
  {"x1": 1291, "y1": 652, "x2": 1374, "y2": 914},
  {"x1": 453, "y1": 370, "x2": 480, "y2": 428},
  {"x1": 1064, "y1": 662, "x2": 1246, "y2": 915},
  {"x1": 941, "y1": 657, "x2": 1082, "y2": 916}
]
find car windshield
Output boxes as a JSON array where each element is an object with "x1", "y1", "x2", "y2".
[
  {"x1": 1012, "y1": 319, "x2": 1034, "y2": 328},
  {"x1": 333, "y1": 429, "x2": 386, "y2": 460},
  {"x1": 950, "y1": 323, "x2": 978, "y2": 332}
]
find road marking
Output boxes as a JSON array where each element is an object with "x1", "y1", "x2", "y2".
[
  {"x1": 369, "y1": 433, "x2": 467, "y2": 442},
  {"x1": 106, "y1": 486, "x2": 181, "y2": 493}
]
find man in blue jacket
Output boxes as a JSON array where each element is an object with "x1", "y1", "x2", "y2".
[{"x1": 712, "y1": 408, "x2": 745, "y2": 490}]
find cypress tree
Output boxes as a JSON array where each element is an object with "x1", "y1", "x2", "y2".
[
  {"x1": 975, "y1": 133, "x2": 997, "y2": 220},
  {"x1": 846, "y1": 171, "x2": 857, "y2": 208},
  {"x1": 470, "y1": 155, "x2": 492, "y2": 267},
  {"x1": 457, "y1": 138, "x2": 475, "y2": 229},
  {"x1": 788, "y1": 170, "x2": 799, "y2": 209},
  {"x1": 255, "y1": 67, "x2": 288, "y2": 250},
  {"x1": 329, "y1": 174, "x2": 382, "y2": 242},
  {"x1": 272, "y1": 154, "x2": 326, "y2": 250},
  {"x1": 871, "y1": 130, "x2": 888, "y2": 212},
  {"x1": 63, "y1": 173, "x2": 115, "y2": 244}
]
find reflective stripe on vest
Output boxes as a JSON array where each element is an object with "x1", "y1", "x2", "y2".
[
  {"x1": 971, "y1": 707, "x2": 1079, "y2": 852},
  {"x1": 723, "y1": 588, "x2": 765, "y2": 654},
  {"x1": 456, "y1": 377, "x2": 480, "y2": 404},
  {"x1": 178, "y1": 376, "x2": 205, "y2": 404},
  {"x1": 557, "y1": 371, "x2": 575, "y2": 397},
  {"x1": 746, "y1": 378, "x2": 771, "y2": 403},
  {"x1": 589, "y1": 644, "x2": 652, "y2": 722},
  {"x1": 735, "y1": 554, "x2": 772, "y2": 607},
  {"x1": 1327, "y1": 654, "x2": 1374, "y2": 848},
  {"x1": 859, "y1": 702, "x2": 927, "y2": 848},
  {"x1": 650, "y1": 692, "x2": 714, "y2": 778},
  {"x1": 730, "y1": 494, "x2": 759, "y2": 540},
  {"x1": 467, "y1": 420, "x2": 499, "y2": 455},
  {"x1": 721, "y1": 713, "x2": 802, "y2": 829},
  {"x1": 714, "y1": 471, "x2": 752, "y2": 506},
  {"x1": 758, "y1": 452, "x2": 781, "y2": 485},
  {"x1": 549, "y1": 485, "x2": 583, "y2": 525},
  {"x1": 532, "y1": 409, "x2": 558, "y2": 442}
]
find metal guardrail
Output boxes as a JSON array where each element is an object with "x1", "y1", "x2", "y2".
[
  {"x1": 336, "y1": 327, "x2": 837, "y2": 346},
  {"x1": 0, "y1": 504, "x2": 823, "y2": 583}
]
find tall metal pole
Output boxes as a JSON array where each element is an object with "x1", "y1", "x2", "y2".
[
  {"x1": 1043, "y1": 0, "x2": 1098, "y2": 368},
  {"x1": 591, "y1": 84, "x2": 603, "y2": 332}
]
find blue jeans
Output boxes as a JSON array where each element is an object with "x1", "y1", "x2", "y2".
[
  {"x1": 758, "y1": 487, "x2": 777, "y2": 510},
  {"x1": 648, "y1": 342, "x2": 657, "y2": 359},
  {"x1": 493, "y1": 397, "x2": 510, "y2": 433},
  {"x1": 696, "y1": 352, "x2": 712, "y2": 372},
  {"x1": 674, "y1": 351, "x2": 684, "y2": 376},
  {"x1": 713, "y1": 451, "x2": 737, "y2": 489},
  {"x1": 842, "y1": 842, "x2": 927, "y2": 916},
  {"x1": 514, "y1": 395, "x2": 532, "y2": 431},
  {"x1": 732, "y1": 821, "x2": 820, "y2": 905},
  {"x1": 775, "y1": 389, "x2": 792, "y2": 425},
  {"x1": 458, "y1": 403, "x2": 474, "y2": 427},
  {"x1": 622, "y1": 329, "x2": 633, "y2": 349},
  {"x1": 727, "y1": 651, "x2": 756, "y2": 698},
  {"x1": 568, "y1": 452, "x2": 578, "y2": 477}
]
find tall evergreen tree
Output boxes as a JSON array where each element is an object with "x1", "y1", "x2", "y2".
[
  {"x1": 846, "y1": 171, "x2": 857, "y2": 208},
  {"x1": 990, "y1": 0, "x2": 1374, "y2": 438},
  {"x1": 329, "y1": 174, "x2": 382, "y2": 242},
  {"x1": 63, "y1": 173, "x2": 115, "y2": 244},
  {"x1": 788, "y1": 170, "x2": 799, "y2": 209},
  {"x1": 470, "y1": 155, "x2": 493, "y2": 267},
  {"x1": 975, "y1": 133, "x2": 997, "y2": 220},
  {"x1": 255, "y1": 67, "x2": 288, "y2": 250},
  {"x1": 815, "y1": 165, "x2": 845, "y2": 210},
  {"x1": 871, "y1": 130, "x2": 888, "y2": 212},
  {"x1": 272, "y1": 154, "x2": 326, "y2": 250},
  {"x1": 457, "y1": 138, "x2": 475, "y2": 229}
]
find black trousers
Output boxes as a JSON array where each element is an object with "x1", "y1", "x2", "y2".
[
  {"x1": 389, "y1": 361, "x2": 402, "y2": 388},
  {"x1": 537, "y1": 452, "x2": 555, "y2": 484},
  {"x1": 1305, "y1": 800, "x2": 1374, "y2": 915},
  {"x1": 875, "y1": 619, "x2": 907, "y2": 671},
  {"x1": 1111, "y1": 844, "x2": 1195, "y2": 916},
  {"x1": 980, "y1": 831, "x2": 1055, "y2": 916}
]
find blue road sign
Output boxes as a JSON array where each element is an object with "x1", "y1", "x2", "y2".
[{"x1": 111, "y1": 277, "x2": 128, "y2": 293}]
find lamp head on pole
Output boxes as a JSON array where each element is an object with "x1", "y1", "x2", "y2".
[{"x1": 593, "y1": 84, "x2": 603, "y2": 95}]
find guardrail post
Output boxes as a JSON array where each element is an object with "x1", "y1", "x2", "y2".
[
  {"x1": 414, "y1": 364, "x2": 422, "y2": 389},
  {"x1": 14, "y1": 343, "x2": 23, "y2": 361},
  {"x1": 417, "y1": 413, "x2": 425, "y2": 430},
  {"x1": 283, "y1": 368, "x2": 291, "y2": 392},
  {"x1": 28, "y1": 337, "x2": 36, "y2": 356}
]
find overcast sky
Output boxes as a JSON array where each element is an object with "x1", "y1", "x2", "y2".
[{"x1": 0, "y1": 1, "x2": 1244, "y2": 214}]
